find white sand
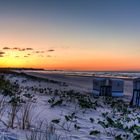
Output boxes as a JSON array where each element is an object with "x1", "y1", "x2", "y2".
[{"x1": 0, "y1": 72, "x2": 138, "y2": 140}]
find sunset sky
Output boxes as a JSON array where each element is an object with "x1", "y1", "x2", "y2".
[{"x1": 0, "y1": 0, "x2": 140, "y2": 71}]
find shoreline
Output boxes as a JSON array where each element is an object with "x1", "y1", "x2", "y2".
[
  {"x1": 9, "y1": 70, "x2": 133, "y2": 96},
  {"x1": 0, "y1": 69, "x2": 134, "y2": 96}
]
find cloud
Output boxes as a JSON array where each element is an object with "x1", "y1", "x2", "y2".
[
  {"x1": 13, "y1": 47, "x2": 20, "y2": 50},
  {"x1": 35, "y1": 50, "x2": 45, "y2": 53},
  {"x1": 0, "y1": 54, "x2": 4, "y2": 57},
  {"x1": 0, "y1": 51, "x2": 5, "y2": 55},
  {"x1": 26, "y1": 48, "x2": 33, "y2": 50},
  {"x1": 19, "y1": 48, "x2": 26, "y2": 51},
  {"x1": 3, "y1": 47, "x2": 10, "y2": 50},
  {"x1": 2, "y1": 47, "x2": 34, "y2": 52},
  {"x1": 47, "y1": 49, "x2": 55, "y2": 52},
  {"x1": 0, "y1": 51, "x2": 5, "y2": 57}
]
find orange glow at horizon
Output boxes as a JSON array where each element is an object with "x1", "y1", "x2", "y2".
[
  {"x1": 0, "y1": 50, "x2": 140, "y2": 71},
  {"x1": 0, "y1": 20, "x2": 140, "y2": 71}
]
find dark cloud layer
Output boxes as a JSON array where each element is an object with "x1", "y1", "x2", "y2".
[
  {"x1": 0, "y1": 46, "x2": 55, "y2": 59},
  {"x1": 2, "y1": 47, "x2": 34, "y2": 51}
]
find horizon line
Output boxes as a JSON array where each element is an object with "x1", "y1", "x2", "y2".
[{"x1": 0, "y1": 67, "x2": 140, "y2": 72}]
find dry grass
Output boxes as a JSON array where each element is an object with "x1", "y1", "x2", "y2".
[{"x1": 25, "y1": 121, "x2": 61, "y2": 140}]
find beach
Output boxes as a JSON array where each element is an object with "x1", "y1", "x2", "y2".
[
  {"x1": 20, "y1": 70, "x2": 134, "y2": 96},
  {"x1": 0, "y1": 70, "x2": 139, "y2": 140}
]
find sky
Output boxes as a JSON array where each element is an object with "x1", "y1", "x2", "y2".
[{"x1": 0, "y1": 0, "x2": 140, "y2": 71}]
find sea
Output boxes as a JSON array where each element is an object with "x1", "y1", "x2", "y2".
[{"x1": 22, "y1": 70, "x2": 140, "y2": 79}]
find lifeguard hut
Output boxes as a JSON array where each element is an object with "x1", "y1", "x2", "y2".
[
  {"x1": 93, "y1": 77, "x2": 124, "y2": 97},
  {"x1": 130, "y1": 78, "x2": 140, "y2": 106}
]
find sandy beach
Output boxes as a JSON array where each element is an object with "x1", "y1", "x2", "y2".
[
  {"x1": 0, "y1": 70, "x2": 139, "y2": 140},
  {"x1": 21, "y1": 71, "x2": 134, "y2": 97}
]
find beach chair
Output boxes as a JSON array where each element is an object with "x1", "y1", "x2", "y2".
[
  {"x1": 93, "y1": 78, "x2": 112, "y2": 96},
  {"x1": 93, "y1": 77, "x2": 124, "y2": 97}
]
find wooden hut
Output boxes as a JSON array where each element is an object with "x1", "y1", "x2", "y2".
[
  {"x1": 93, "y1": 77, "x2": 124, "y2": 97},
  {"x1": 130, "y1": 78, "x2": 140, "y2": 106}
]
